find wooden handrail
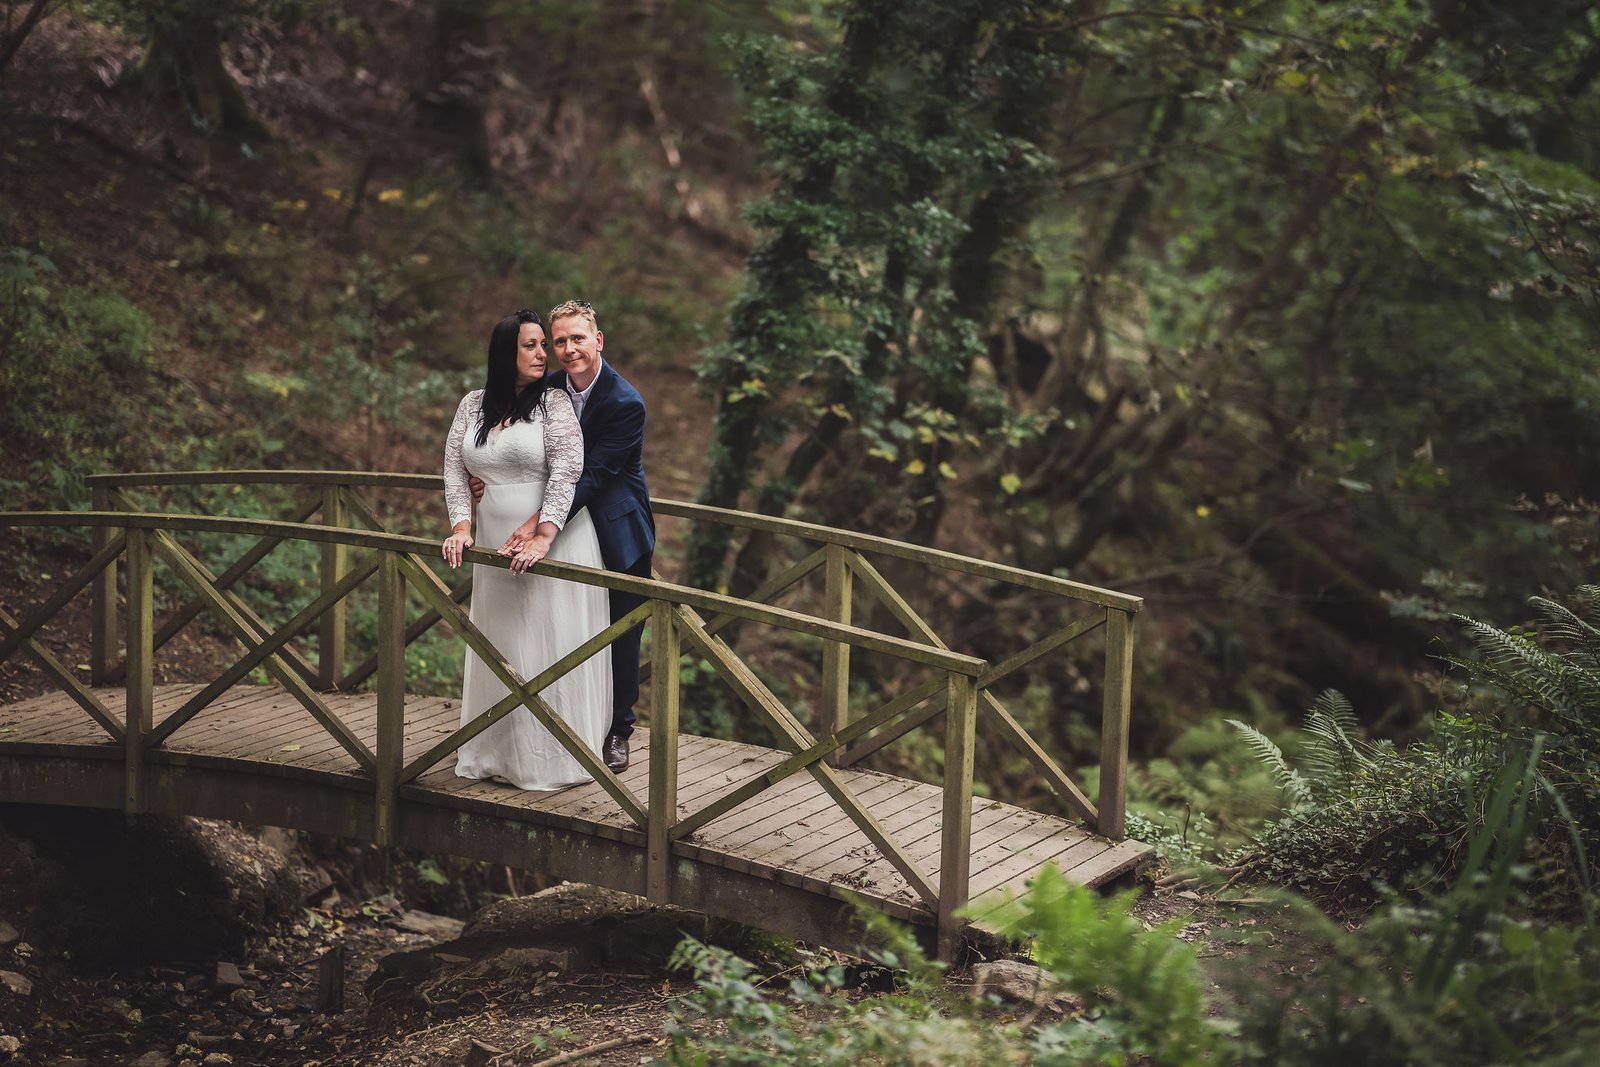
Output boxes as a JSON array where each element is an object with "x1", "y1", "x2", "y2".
[
  {"x1": 82, "y1": 471, "x2": 1142, "y2": 612},
  {"x1": 0, "y1": 512, "x2": 985, "y2": 676}
]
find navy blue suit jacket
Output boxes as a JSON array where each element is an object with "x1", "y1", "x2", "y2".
[{"x1": 548, "y1": 361, "x2": 655, "y2": 571}]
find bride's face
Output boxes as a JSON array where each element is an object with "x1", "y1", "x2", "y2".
[{"x1": 515, "y1": 322, "x2": 549, "y2": 388}]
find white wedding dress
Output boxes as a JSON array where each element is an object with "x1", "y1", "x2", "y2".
[{"x1": 443, "y1": 388, "x2": 612, "y2": 790}]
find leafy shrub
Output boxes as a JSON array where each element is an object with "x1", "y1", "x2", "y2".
[
  {"x1": 1223, "y1": 691, "x2": 1498, "y2": 908},
  {"x1": 1235, "y1": 744, "x2": 1600, "y2": 1066},
  {"x1": 665, "y1": 914, "x2": 1020, "y2": 1067},
  {"x1": 986, "y1": 868, "x2": 1228, "y2": 1067},
  {"x1": 1227, "y1": 588, "x2": 1600, "y2": 913}
]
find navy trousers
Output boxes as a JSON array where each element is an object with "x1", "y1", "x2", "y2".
[{"x1": 607, "y1": 551, "x2": 653, "y2": 739}]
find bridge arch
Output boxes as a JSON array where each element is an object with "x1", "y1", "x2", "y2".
[{"x1": 0, "y1": 471, "x2": 1148, "y2": 957}]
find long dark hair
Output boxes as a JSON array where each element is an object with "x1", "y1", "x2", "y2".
[{"x1": 475, "y1": 309, "x2": 548, "y2": 447}]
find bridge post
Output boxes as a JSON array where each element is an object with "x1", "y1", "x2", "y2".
[
  {"x1": 317, "y1": 485, "x2": 349, "y2": 690},
  {"x1": 374, "y1": 552, "x2": 406, "y2": 846},
  {"x1": 938, "y1": 671, "x2": 977, "y2": 961},
  {"x1": 90, "y1": 487, "x2": 118, "y2": 685},
  {"x1": 124, "y1": 527, "x2": 154, "y2": 815},
  {"x1": 820, "y1": 544, "x2": 852, "y2": 766},
  {"x1": 1096, "y1": 608, "x2": 1134, "y2": 840},
  {"x1": 647, "y1": 601, "x2": 680, "y2": 903}
]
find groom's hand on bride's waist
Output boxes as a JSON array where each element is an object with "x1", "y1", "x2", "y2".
[{"x1": 468, "y1": 475, "x2": 485, "y2": 503}]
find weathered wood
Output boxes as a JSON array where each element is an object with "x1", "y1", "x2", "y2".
[
  {"x1": 672, "y1": 674, "x2": 950, "y2": 842},
  {"x1": 318, "y1": 485, "x2": 350, "y2": 690},
  {"x1": 395, "y1": 554, "x2": 646, "y2": 826},
  {"x1": 81, "y1": 473, "x2": 1141, "y2": 614},
  {"x1": 315, "y1": 944, "x2": 345, "y2": 1013},
  {"x1": 0, "y1": 605, "x2": 125, "y2": 743},
  {"x1": 0, "y1": 513, "x2": 985, "y2": 676},
  {"x1": 640, "y1": 546, "x2": 826, "y2": 683},
  {"x1": 149, "y1": 553, "x2": 381, "y2": 748},
  {"x1": 150, "y1": 531, "x2": 375, "y2": 774},
  {"x1": 342, "y1": 556, "x2": 469, "y2": 690},
  {"x1": 1, "y1": 683, "x2": 1153, "y2": 950},
  {"x1": 672, "y1": 605, "x2": 940, "y2": 908},
  {"x1": 647, "y1": 603, "x2": 681, "y2": 903},
  {"x1": 820, "y1": 544, "x2": 853, "y2": 767},
  {"x1": 980, "y1": 690, "x2": 1097, "y2": 824},
  {"x1": 845, "y1": 552, "x2": 1099, "y2": 818},
  {"x1": 86, "y1": 470, "x2": 444, "y2": 490},
  {"x1": 939, "y1": 673, "x2": 976, "y2": 960},
  {"x1": 838, "y1": 676, "x2": 947, "y2": 766},
  {"x1": 0, "y1": 532, "x2": 128, "y2": 666},
  {"x1": 652, "y1": 498, "x2": 1143, "y2": 612},
  {"x1": 125, "y1": 529, "x2": 154, "y2": 813},
  {"x1": 109, "y1": 494, "x2": 322, "y2": 684},
  {"x1": 978, "y1": 611, "x2": 1108, "y2": 688},
  {"x1": 336, "y1": 484, "x2": 389, "y2": 532},
  {"x1": 90, "y1": 487, "x2": 118, "y2": 684},
  {"x1": 1097, "y1": 610, "x2": 1134, "y2": 839},
  {"x1": 145, "y1": 525, "x2": 320, "y2": 684},
  {"x1": 375, "y1": 553, "x2": 405, "y2": 846}
]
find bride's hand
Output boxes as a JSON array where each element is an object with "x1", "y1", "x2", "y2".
[
  {"x1": 442, "y1": 527, "x2": 474, "y2": 569},
  {"x1": 496, "y1": 512, "x2": 544, "y2": 557}
]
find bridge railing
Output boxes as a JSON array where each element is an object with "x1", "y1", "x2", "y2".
[{"x1": 3, "y1": 470, "x2": 1141, "y2": 957}]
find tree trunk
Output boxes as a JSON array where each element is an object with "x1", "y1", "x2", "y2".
[
  {"x1": 137, "y1": 4, "x2": 262, "y2": 138},
  {"x1": 0, "y1": 0, "x2": 56, "y2": 80},
  {"x1": 416, "y1": 0, "x2": 492, "y2": 181}
]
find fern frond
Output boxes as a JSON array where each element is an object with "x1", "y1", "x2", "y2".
[
  {"x1": 1226, "y1": 719, "x2": 1310, "y2": 805},
  {"x1": 1529, "y1": 594, "x2": 1600, "y2": 662},
  {"x1": 1300, "y1": 689, "x2": 1372, "y2": 790},
  {"x1": 1453, "y1": 613, "x2": 1600, "y2": 724}
]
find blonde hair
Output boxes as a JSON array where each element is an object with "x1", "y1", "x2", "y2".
[{"x1": 547, "y1": 299, "x2": 598, "y2": 332}]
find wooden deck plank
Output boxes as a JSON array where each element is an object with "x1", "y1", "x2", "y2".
[
  {"x1": 688, "y1": 782, "x2": 861, "y2": 877},
  {"x1": 968, "y1": 832, "x2": 1111, "y2": 900},
  {"x1": 0, "y1": 682, "x2": 1151, "y2": 943},
  {"x1": 739, "y1": 777, "x2": 922, "y2": 876}
]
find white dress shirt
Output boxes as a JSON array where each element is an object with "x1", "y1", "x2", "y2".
[{"x1": 565, "y1": 358, "x2": 604, "y2": 422}]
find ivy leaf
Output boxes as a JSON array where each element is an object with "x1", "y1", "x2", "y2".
[
  {"x1": 905, "y1": 458, "x2": 926, "y2": 476},
  {"x1": 938, "y1": 462, "x2": 958, "y2": 480},
  {"x1": 1000, "y1": 473, "x2": 1022, "y2": 495}
]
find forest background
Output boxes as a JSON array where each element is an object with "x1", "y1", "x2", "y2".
[{"x1": 1, "y1": 0, "x2": 1599, "y2": 948}]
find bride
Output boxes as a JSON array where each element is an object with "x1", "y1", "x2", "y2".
[{"x1": 440, "y1": 309, "x2": 612, "y2": 790}]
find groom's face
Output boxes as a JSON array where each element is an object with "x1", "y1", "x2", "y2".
[{"x1": 551, "y1": 314, "x2": 603, "y2": 391}]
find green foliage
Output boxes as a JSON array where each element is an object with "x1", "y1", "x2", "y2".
[
  {"x1": 1227, "y1": 699, "x2": 1503, "y2": 908},
  {"x1": 985, "y1": 867, "x2": 1227, "y2": 1067},
  {"x1": 1234, "y1": 744, "x2": 1600, "y2": 1067},
  {"x1": 1230, "y1": 588, "x2": 1600, "y2": 912},
  {"x1": 1122, "y1": 717, "x2": 1285, "y2": 866},
  {"x1": 665, "y1": 912, "x2": 1015, "y2": 1067},
  {"x1": 0, "y1": 234, "x2": 170, "y2": 511}
]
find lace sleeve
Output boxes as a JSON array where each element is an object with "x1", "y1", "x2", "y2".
[
  {"x1": 540, "y1": 389, "x2": 584, "y2": 530},
  {"x1": 443, "y1": 391, "x2": 481, "y2": 528}
]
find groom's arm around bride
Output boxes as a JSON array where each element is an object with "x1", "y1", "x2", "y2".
[{"x1": 474, "y1": 299, "x2": 655, "y2": 772}]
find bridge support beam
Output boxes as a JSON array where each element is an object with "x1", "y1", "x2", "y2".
[
  {"x1": 90, "y1": 487, "x2": 118, "y2": 685},
  {"x1": 1097, "y1": 609, "x2": 1134, "y2": 840},
  {"x1": 318, "y1": 485, "x2": 349, "y2": 690},
  {"x1": 124, "y1": 528, "x2": 153, "y2": 815},
  {"x1": 938, "y1": 672, "x2": 976, "y2": 961},
  {"x1": 374, "y1": 552, "x2": 405, "y2": 846},
  {"x1": 647, "y1": 602, "x2": 680, "y2": 903},
  {"x1": 820, "y1": 544, "x2": 852, "y2": 766}
]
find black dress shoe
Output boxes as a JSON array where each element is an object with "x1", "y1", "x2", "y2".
[{"x1": 603, "y1": 733, "x2": 629, "y2": 773}]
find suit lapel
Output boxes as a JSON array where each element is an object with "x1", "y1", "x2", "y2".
[{"x1": 579, "y1": 362, "x2": 616, "y2": 430}]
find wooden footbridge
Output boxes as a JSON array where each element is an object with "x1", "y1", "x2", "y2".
[{"x1": 0, "y1": 472, "x2": 1148, "y2": 958}]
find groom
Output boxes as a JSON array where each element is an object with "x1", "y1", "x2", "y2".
[{"x1": 474, "y1": 299, "x2": 655, "y2": 772}]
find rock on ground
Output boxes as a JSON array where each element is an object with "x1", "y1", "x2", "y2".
[{"x1": 0, "y1": 806, "x2": 299, "y2": 965}]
